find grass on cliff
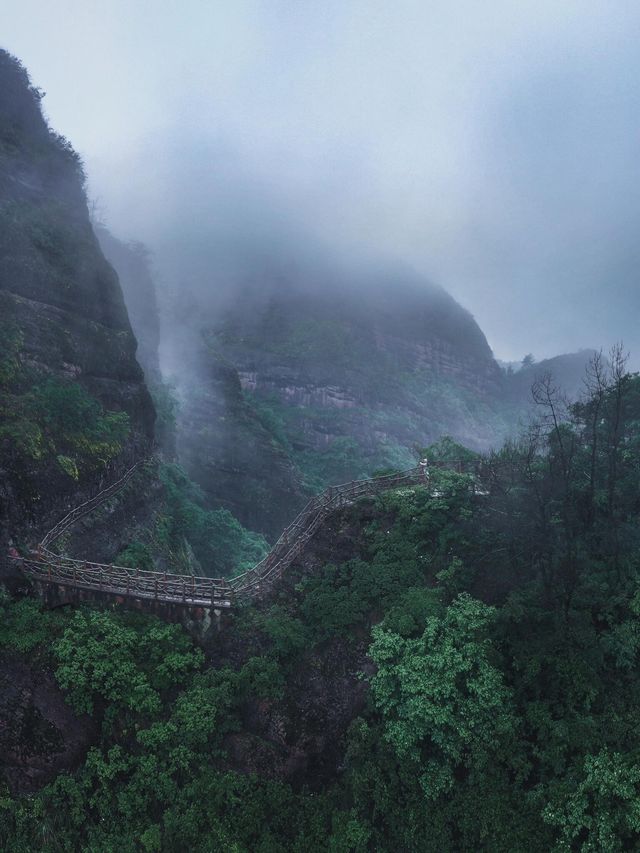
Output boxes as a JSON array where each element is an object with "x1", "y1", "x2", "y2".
[{"x1": 0, "y1": 321, "x2": 130, "y2": 478}]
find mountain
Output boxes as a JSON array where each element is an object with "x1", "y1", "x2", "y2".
[
  {"x1": 94, "y1": 226, "x2": 161, "y2": 384},
  {"x1": 171, "y1": 268, "x2": 521, "y2": 534},
  {"x1": 504, "y1": 349, "x2": 598, "y2": 402},
  {"x1": 0, "y1": 50, "x2": 155, "y2": 576}
]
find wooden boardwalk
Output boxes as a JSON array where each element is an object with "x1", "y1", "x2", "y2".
[{"x1": 11, "y1": 461, "x2": 443, "y2": 609}]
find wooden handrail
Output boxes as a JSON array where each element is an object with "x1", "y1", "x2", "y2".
[{"x1": 13, "y1": 457, "x2": 479, "y2": 609}]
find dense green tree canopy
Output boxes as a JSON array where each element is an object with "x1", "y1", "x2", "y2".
[{"x1": 2, "y1": 361, "x2": 640, "y2": 851}]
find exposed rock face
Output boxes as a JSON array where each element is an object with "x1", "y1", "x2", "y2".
[
  {"x1": 214, "y1": 280, "x2": 503, "y2": 411},
  {"x1": 212, "y1": 498, "x2": 379, "y2": 787},
  {"x1": 0, "y1": 51, "x2": 155, "y2": 553},
  {"x1": 174, "y1": 270, "x2": 597, "y2": 541},
  {"x1": 95, "y1": 226, "x2": 161, "y2": 384},
  {"x1": 173, "y1": 275, "x2": 510, "y2": 533},
  {"x1": 0, "y1": 650, "x2": 97, "y2": 794},
  {"x1": 226, "y1": 634, "x2": 371, "y2": 788}
]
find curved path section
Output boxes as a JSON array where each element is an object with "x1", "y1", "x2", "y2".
[{"x1": 12, "y1": 462, "x2": 433, "y2": 609}]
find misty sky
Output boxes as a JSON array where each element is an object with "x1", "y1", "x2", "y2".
[{"x1": 4, "y1": 1, "x2": 640, "y2": 363}]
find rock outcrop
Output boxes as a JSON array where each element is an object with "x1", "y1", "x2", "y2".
[
  {"x1": 95, "y1": 226, "x2": 161, "y2": 384},
  {"x1": 0, "y1": 50, "x2": 155, "y2": 562},
  {"x1": 0, "y1": 650, "x2": 97, "y2": 794},
  {"x1": 173, "y1": 273, "x2": 512, "y2": 534}
]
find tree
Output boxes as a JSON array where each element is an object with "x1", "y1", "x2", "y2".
[
  {"x1": 369, "y1": 593, "x2": 517, "y2": 799},
  {"x1": 543, "y1": 751, "x2": 640, "y2": 852}
]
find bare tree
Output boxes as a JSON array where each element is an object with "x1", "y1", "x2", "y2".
[
  {"x1": 581, "y1": 349, "x2": 608, "y2": 530},
  {"x1": 605, "y1": 343, "x2": 630, "y2": 576}
]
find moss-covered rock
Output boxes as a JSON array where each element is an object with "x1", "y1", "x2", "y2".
[{"x1": 0, "y1": 50, "x2": 155, "y2": 562}]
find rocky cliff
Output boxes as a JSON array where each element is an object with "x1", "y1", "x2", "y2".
[
  {"x1": 174, "y1": 268, "x2": 597, "y2": 538},
  {"x1": 0, "y1": 51, "x2": 155, "y2": 572},
  {"x1": 95, "y1": 226, "x2": 161, "y2": 384},
  {"x1": 173, "y1": 270, "x2": 515, "y2": 535}
]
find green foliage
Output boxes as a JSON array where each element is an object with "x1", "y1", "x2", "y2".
[
  {"x1": 244, "y1": 391, "x2": 416, "y2": 493},
  {"x1": 157, "y1": 462, "x2": 268, "y2": 577},
  {"x1": 256, "y1": 605, "x2": 310, "y2": 659},
  {"x1": 149, "y1": 380, "x2": 178, "y2": 446},
  {"x1": 0, "y1": 324, "x2": 23, "y2": 386},
  {"x1": 238, "y1": 656, "x2": 286, "y2": 701},
  {"x1": 115, "y1": 540, "x2": 154, "y2": 570},
  {"x1": 0, "y1": 597, "x2": 64, "y2": 654},
  {"x1": 4, "y1": 365, "x2": 640, "y2": 851},
  {"x1": 53, "y1": 610, "x2": 202, "y2": 719},
  {"x1": 0, "y1": 331, "x2": 130, "y2": 471},
  {"x1": 0, "y1": 308, "x2": 130, "y2": 480},
  {"x1": 369, "y1": 593, "x2": 517, "y2": 799},
  {"x1": 543, "y1": 751, "x2": 640, "y2": 852},
  {"x1": 380, "y1": 586, "x2": 443, "y2": 637},
  {"x1": 28, "y1": 379, "x2": 130, "y2": 464},
  {"x1": 0, "y1": 599, "x2": 338, "y2": 852},
  {"x1": 422, "y1": 434, "x2": 479, "y2": 465},
  {"x1": 246, "y1": 391, "x2": 292, "y2": 453},
  {"x1": 55, "y1": 454, "x2": 79, "y2": 479}
]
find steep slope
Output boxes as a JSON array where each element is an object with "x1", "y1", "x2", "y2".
[
  {"x1": 95, "y1": 226, "x2": 161, "y2": 384},
  {"x1": 174, "y1": 269, "x2": 514, "y2": 534},
  {"x1": 176, "y1": 344, "x2": 307, "y2": 539},
  {"x1": 5, "y1": 360, "x2": 640, "y2": 850},
  {"x1": 175, "y1": 269, "x2": 599, "y2": 537},
  {"x1": 504, "y1": 349, "x2": 597, "y2": 402},
  {"x1": 0, "y1": 51, "x2": 154, "y2": 573}
]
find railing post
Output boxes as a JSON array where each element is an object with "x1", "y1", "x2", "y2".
[{"x1": 154, "y1": 578, "x2": 158, "y2": 599}]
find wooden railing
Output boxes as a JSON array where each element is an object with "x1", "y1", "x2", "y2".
[
  {"x1": 40, "y1": 459, "x2": 147, "y2": 551},
  {"x1": 12, "y1": 459, "x2": 472, "y2": 609},
  {"x1": 227, "y1": 467, "x2": 427, "y2": 600}
]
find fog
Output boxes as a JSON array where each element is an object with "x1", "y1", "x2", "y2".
[{"x1": 4, "y1": 1, "x2": 640, "y2": 364}]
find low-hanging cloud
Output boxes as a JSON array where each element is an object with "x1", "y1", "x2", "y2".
[{"x1": 4, "y1": 0, "x2": 640, "y2": 365}]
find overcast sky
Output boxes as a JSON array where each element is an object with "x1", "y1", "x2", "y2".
[{"x1": 4, "y1": 1, "x2": 640, "y2": 363}]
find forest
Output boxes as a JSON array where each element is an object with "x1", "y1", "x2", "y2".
[
  {"x1": 2, "y1": 351, "x2": 640, "y2": 852},
  {"x1": 3, "y1": 8, "x2": 640, "y2": 850}
]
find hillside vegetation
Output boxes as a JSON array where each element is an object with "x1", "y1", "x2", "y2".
[
  {"x1": 0, "y1": 51, "x2": 269, "y2": 582},
  {"x1": 0, "y1": 49, "x2": 155, "y2": 570},
  {"x1": 2, "y1": 355, "x2": 640, "y2": 852},
  {"x1": 175, "y1": 280, "x2": 593, "y2": 539}
]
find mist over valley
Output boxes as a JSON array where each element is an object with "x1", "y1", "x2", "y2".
[{"x1": 2, "y1": 6, "x2": 640, "y2": 850}]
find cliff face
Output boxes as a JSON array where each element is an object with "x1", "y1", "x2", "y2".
[
  {"x1": 0, "y1": 51, "x2": 154, "y2": 568},
  {"x1": 226, "y1": 291, "x2": 501, "y2": 402},
  {"x1": 174, "y1": 272, "x2": 512, "y2": 533},
  {"x1": 176, "y1": 349, "x2": 306, "y2": 538},
  {"x1": 214, "y1": 280, "x2": 506, "y2": 445},
  {"x1": 95, "y1": 226, "x2": 161, "y2": 384},
  {"x1": 0, "y1": 649, "x2": 97, "y2": 794}
]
